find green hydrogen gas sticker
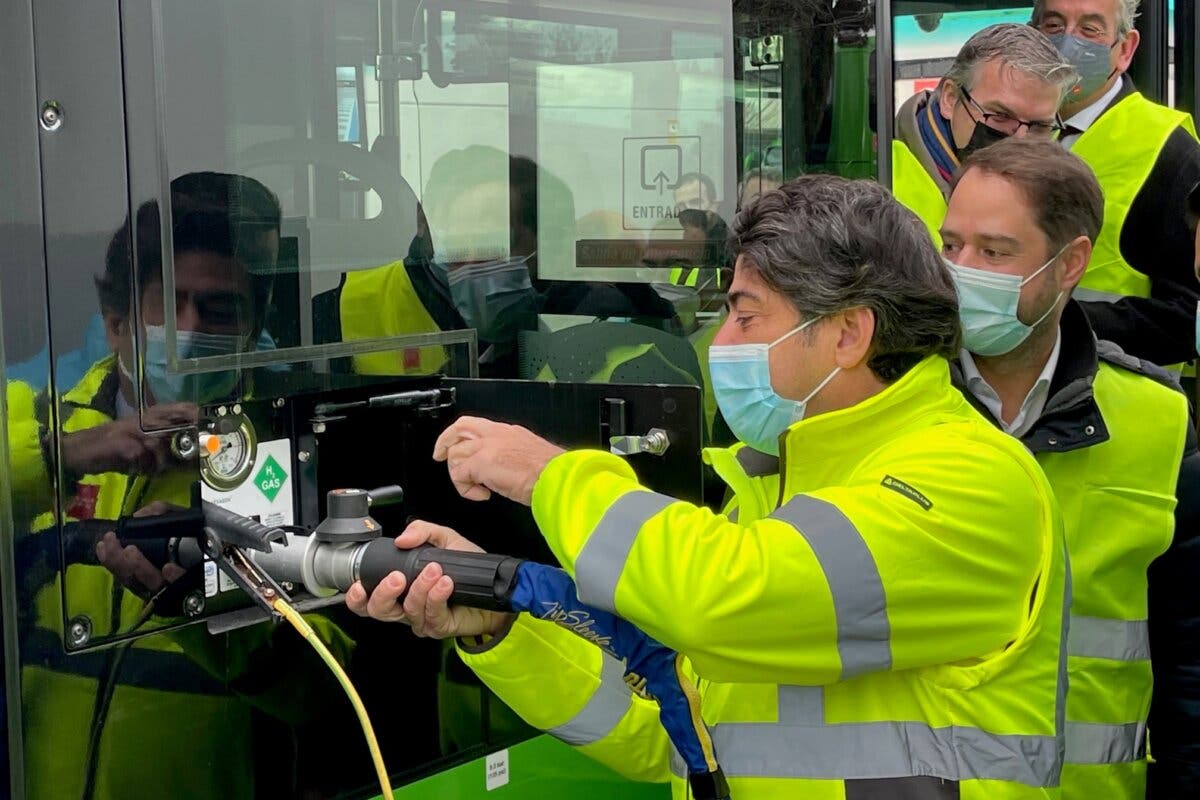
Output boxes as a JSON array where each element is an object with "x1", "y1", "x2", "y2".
[{"x1": 254, "y1": 455, "x2": 287, "y2": 502}]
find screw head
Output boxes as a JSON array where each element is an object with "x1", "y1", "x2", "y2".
[
  {"x1": 172, "y1": 432, "x2": 197, "y2": 460},
  {"x1": 281, "y1": 581, "x2": 295, "y2": 593},
  {"x1": 273, "y1": 398, "x2": 286, "y2": 409},
  {"x1": 216, "y1": 406, "x2": 228, "y2": 417},
  {"x1": 67, "y1": 616, "x2": 91, "y2": 648},
  {"x1": 312, "y1": 421, "x2": 327, "y2": 434},
  {"x1": 262, "y1": 587, "x2": 277, "y2": 599},
  {"x1": 39, "y1": 101, "x2": 63, "y2": 131},
  {"x1": 183, "y1": 592, "x2": 205, "y2": 618},
  {"x1": 232, "y1": 404, "x2": 243, "y2": 415},
  {"x1": 297, "y1": 450, "x2": 311, "y2": 463}
]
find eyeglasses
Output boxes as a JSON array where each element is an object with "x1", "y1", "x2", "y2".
[{"x1": 959, "y1": 86, "x2": 1065, "y2": 139}]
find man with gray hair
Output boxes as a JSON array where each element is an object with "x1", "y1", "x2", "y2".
[
  {"x1": 350, "y1": 176, "x2": 1072, "y2": 799},
  {"x1": 892, "y1": 23, "x2": 1076, "y2": 243},
  {"x1": 1033, "y1": 0, "x2": 1200, "y2": 371}
]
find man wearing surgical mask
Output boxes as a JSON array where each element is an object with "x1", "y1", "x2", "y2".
[
  {"x1": 942, "y1": 138, "x2": 1200, "y2": 799},
  {"x1": 892, "y1": 23, "x2": 1076, "y2": 244},
  {"x1": 2, "y1": 171, "x2": 300, "y2": 800},
  {"x1": 47, "y1": 172, "x2": 279, "y2": 482},
  {"x1": 99, "y1": 171, "x2": 278, "y2": 414},
  {"x1": 351, "y1": 176, "x2": 1076, "y2": 799},
  {"x1": 1033, "y1": 0, "x2": 1200, "y2": 372}
]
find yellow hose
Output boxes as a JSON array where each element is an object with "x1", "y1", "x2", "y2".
[{"x1": 273, "y1": 597, "x2": 394, "y2": 799}]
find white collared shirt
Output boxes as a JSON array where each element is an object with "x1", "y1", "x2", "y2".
[
  {"x1": 959, "y1": 330, "x2": 1062, "y2": 438},
  {"x1": 1060, "y1": 79, "x2": 1124, "y2": 149}
]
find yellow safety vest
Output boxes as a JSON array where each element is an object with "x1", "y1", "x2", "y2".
[
  {"x1": 339, "y1": 260, "x2": 447, "y2": 376},
  {"x1": 1037, "y1": 357, "x2": 1187, "y2": 800},
  {"x1": 1070, "y1": 93, "x2": 1197, "y2": 303},
  {"x1": 12, "y1": 357, "x2": 354, "y2": 799},
  {"x1": 891, "y1": 138, "x2": 947, "y2": 248},
  {"x1": 461, "y1": 356, "x2": 1069, "y2": 799}
]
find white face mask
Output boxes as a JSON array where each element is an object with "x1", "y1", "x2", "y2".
[{"x1": 945, "y1": 244, "x2": 1067, "y2": 357}]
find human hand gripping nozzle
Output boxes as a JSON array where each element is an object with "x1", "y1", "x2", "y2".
[{"x1": 209, "y1": 487, "x2": 731, "y2": 800}]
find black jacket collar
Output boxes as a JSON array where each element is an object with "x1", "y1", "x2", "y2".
[{"x1": 951, "y1": 300, "x2": 1110, "y2": 455}]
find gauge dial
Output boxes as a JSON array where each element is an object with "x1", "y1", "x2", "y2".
[{"x1": 199, "y1": 416, "x2": 258, "y2": 491}]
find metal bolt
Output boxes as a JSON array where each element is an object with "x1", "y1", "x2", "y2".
[
  {"x1": 281, "y1": 581, "x2": 295, "y2": 593},
  {"x1": 1084, "y1": 425, "x2": 1096, "y2": 436},
  {"x1": 216, "y1": 406, "x2": 228, "y2": 417},
  {"x1": 297, "y1": 450, "x2": 311, "y2": 463},
  {"x1": 273, "y1": 398, "x2": 286, "y2": 409},
  {"x1": 183, "y1": 592, "x2": 205, "y2": 618},
  {"x1": 232, "y1": 404, "x2": 243, "y2": 415},
  {"x1": 644, "y1": 428, "x2": 671, "y2": 456},
  {"x1": 67, "y1": 616, "x2": 91, "y2": 648},
  {"x1": 39, "y1": 101, "x2": 63, "y2": 131},
  {"x1": 312, "y1": 421, "x2": 326, "y2": 434},
  {"x1": 1048, "y1": 438, "x2": 1059, "y2": 446},
  {"x1": 172, "y1": 432, "x2": 197, "y2": 460},
  {"x1": 262, "y1": 587, "x2": 277, "y2": 599}
]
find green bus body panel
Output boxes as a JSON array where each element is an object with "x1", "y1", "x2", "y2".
[{"x1": 377, "y1": 736, "x2": 669, "y2": 800}]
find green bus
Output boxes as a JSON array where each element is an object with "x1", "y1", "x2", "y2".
[{"x1": 0, "y1": 2, "x2": 1194, "y2": 798}]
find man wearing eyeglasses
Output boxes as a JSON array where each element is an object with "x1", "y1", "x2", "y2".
[
  {"x1": 892, "y1": 23, "x2": 1077, "y2": 245},
  {"x1": 1033, "y1": 0, "x2": 1200, "y2": 373}
]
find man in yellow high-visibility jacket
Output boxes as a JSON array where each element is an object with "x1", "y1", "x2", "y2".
[
  {"x1": 940, "y1": 137, "x2": 1200, "y2": 800},
  {"x1": 893, "y1": 23, "x2": 1076, "y2": 246},
  {"x1": 349, "y1": 176, "x2": 1072, "y2": 799},
  {"x1": 1032, "y1": 0, "x2": 1200, "y2": 369},
  {"x1": 6, "y1": 172, "x2": 355, "y2": 799}
]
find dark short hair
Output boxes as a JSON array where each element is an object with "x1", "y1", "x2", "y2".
[
  {"x1": 96, "y1": 171, "x2": 282, "y2": 321},
  {"x1": 950, "y1": 138, "x2": 1104, "y2": 252},
  {"x1": 730, "y1": 175, "x2": 961, "y2": 382}
]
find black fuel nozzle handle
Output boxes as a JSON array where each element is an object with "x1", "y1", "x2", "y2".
[
  {"x1": 366, "y1": 485, "x2": 404, "y2": 507},
  {"x1": 356, "y1": 539, "x2": 522, "y2": 612},
  {"x1": 201, "y1": 501, "x2": 286, "y2": 553}
]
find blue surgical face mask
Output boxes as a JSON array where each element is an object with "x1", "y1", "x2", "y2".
[
  {"x1": 435, "y1": 253, "x2": 539, "y2": 343},
  {"x1": 1049, "y1": 32, "x2": 1118, "y2": 103},
  {"x1": 946, "y1": 246, "x2": 1066, "y2": 357},
  {"x1": 141, "y1": 324, "x2": 243, "y2": 404},
  {"x1": 708, "y1": 318, "x2": 841, "y2": 456}
]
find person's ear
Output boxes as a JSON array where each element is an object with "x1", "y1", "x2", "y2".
[
  {"x1": 831, "y1": 307, "x2": 876, "y2": 370},
  {"x1": 1116, "y1": 29, "x2": 1140, "y2": 73},
  {"x1": 1060, "y1": 235, "x2": 1092, "y2": 291},
  {"x1": 938, "y1": 81, "x2": 960, "y2": 121}
]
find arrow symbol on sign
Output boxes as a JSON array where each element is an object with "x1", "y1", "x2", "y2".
[{"x1": 652, "y1": 171, "x2": 670, "y2": 194}]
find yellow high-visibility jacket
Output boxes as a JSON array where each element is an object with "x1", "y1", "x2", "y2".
[{"x1": 459, "y1": 356, "x2": 1069, "y2": 799}]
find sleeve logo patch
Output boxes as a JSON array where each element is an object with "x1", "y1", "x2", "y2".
[{"x1": 881, "y1": 475, "x2": 933, "y2": 510}]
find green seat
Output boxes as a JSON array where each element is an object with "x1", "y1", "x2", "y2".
[{"x1": 518, "y1": 322, "x2": 703, "y2": 386}]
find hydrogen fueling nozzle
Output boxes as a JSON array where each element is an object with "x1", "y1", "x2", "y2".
[
  {"x1": 218, "y1": 488, "x2": 730, "y2": 800},
  {"x1": 242, "y1": 486, "x2": 521, "y2": 611}
]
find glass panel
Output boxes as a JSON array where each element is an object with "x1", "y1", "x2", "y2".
[
  {"x1": 122, "y1": 0, "x2": 874, "y2": 424},
  {"x1": 1169, "y1": 0, "x2": 1177, "y2": 107},
  {"x1": 892, "y1": 6, "x2": 1036, "y2": 116},
  {"x1": 27, "y1": 1, "x2": 878, "y2": 797}
]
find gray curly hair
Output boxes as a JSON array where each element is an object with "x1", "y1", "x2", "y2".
[
  {"x1": 941, "y1": 23, "x2": 1079, "y2": 101},
  {"x1": 730, "y1": 175, "x2": 961, "y2": 382}
]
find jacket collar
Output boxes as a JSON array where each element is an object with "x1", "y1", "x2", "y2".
[
  {"x1": 950, "y1": 300, "x2": 1109, "y2": 454},
  {"x1": 895, "y1": 89, "x2": 954, "y2": 193},
  {"x1": 779, "y1": 356, "x2": 966, "y2": 489},
  {"x1": 62, "y1": 354, "x2": 121, "y2": 421},
  {"x1": 1069, "y1": 74, "x2": 1136, "y2": 133}
]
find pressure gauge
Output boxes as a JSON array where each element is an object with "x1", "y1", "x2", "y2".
[{"x1": 199, "y1": 415, "x2": 258, "y2": 492}]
